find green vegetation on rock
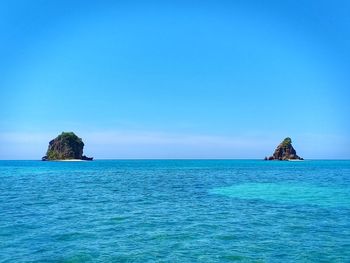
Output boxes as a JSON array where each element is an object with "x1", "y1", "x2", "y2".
[{"x1": 281, "y1": 137, "x2": 292, "y2": 146}]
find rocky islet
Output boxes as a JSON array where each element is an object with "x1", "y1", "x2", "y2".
[
  {"x1": 42, "y1": 132, "x2": 93, "y2": 161},
  {"x1": 265, "y1": 137, "x2": 303, "y2": 161}
]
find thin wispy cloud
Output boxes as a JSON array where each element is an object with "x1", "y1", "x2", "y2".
[
  {"x1": 0, "y1": 130, "x2": 348, "y2": 159},
  {"x1": 0, "y1": 130, "x2": 274, "y2": 159}
]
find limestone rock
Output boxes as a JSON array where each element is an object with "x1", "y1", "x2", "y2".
[
  {"x1": 266, "y1": 137, "x2": 303, "y2": 161},
  {"x1": 42, "y1": 132, "x2": 93, "y2": 161}
]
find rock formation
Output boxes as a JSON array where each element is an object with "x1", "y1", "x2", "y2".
[
  {"x1": 42, "y1": 132, "x2": 93, "y2": 161},
  {"x1": 265, "y1": 137, "x2": 303, "y2": 161}
]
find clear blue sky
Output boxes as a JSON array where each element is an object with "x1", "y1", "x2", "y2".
[{"x1": 1, "y1": 0, "x2": 349, "y2": 159}]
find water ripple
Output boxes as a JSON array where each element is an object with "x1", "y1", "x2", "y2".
[{"x1": 0, "y1": 160, "x2": 349, "y2": 262}]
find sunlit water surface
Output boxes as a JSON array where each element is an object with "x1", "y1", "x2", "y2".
[{"x1": 1, "y1": 160, "x2": 349, "y2": 262}]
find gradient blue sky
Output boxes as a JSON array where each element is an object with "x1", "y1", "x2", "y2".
[{"x1": 1, "y1": 0, "x2": 349, "y2": 159}]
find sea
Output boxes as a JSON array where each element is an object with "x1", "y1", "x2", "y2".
[{"x1": 0, "y1": 160, "x2": 349, "y2": 262}]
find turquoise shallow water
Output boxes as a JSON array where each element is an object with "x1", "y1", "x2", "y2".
[
  {"x1": 211, "y1": 183, "x2": 350, "y2": 208},
  {"x1": 0, "y1": 160, "x2": 349, "y2": 262}
]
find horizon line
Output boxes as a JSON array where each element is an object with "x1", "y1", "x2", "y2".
[{"x1": 1, "y1": 158, "x2": 350, "y2": 161}]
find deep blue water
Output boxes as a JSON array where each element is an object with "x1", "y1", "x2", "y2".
[{"x1": 0, "y1": 160, "x2": 349, "y2": 262}]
